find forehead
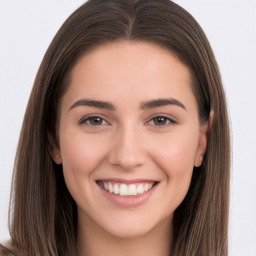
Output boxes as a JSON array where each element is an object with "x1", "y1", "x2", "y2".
[{"x1": 62, "y1": 41, "x2": 197, "y2": 112}]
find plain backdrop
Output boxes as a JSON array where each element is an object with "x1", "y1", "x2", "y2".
[{"x1": 0, "y1": 1, "x2": 256, "y2": 255}]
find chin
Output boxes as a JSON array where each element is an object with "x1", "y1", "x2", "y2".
[
  {"x1": 98, "y1": 211, "x2": 172, "y2": 240},
  {"x1": 104, "y1": 223, "x2": 154, "y2": 239}
]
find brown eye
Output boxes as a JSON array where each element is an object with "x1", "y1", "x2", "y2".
[
  {"x1": 148, "y1": 115, "x2": 177, "y2": 127},
  {"x1": 152, "y1": 116, "x2": 168, "y2": 125},
  {"x1": 88, "y1": 117, "x2": 103, "y2": 125},
  {"x1": 80, "y1": 116, "x2": 108, "y2": 126}
]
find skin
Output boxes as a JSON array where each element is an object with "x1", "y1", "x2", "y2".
[{"x1": 53, "y1": 41, "x2": 209, "y2": 256}]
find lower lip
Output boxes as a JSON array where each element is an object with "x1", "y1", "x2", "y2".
[{"x1": 98, "y1": 183, "x2": 159, "y2": 208}]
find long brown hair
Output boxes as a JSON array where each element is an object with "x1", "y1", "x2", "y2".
[{"x1": 9, "y1": 0, "x2": 230, "y2": 255}]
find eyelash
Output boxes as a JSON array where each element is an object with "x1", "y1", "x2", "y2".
[
  {"x1": 146, "y1": 115, "x2": 177, "y2": 127},
  {"x1": 79, "y1": 115, "x2": 109, "y2": 127},
  {"x1": 79, "y1": 114, "x2": 177, "y2": 128}
]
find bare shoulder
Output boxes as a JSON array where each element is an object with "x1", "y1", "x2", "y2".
[{"x1": 0, "y1": 243, "x2": 18, "y2": 256}]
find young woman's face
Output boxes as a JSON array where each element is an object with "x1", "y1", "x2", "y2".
[{"x1": 54, "y1": 41, "x2": 208, "y2": 239}]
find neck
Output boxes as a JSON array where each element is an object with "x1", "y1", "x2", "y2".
[{"x1": 77, "y1": 213, "x2": 172, "y2": 256}]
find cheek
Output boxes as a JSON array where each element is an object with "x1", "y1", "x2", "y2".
[
  {"x1": 59, "y1": 130, "x2": 109, "y2": 195},
  {"x1": 148, "y1": 130, "x2": 199, "y2": 204},
  {"x1": 150, "y1": 130, "x2": 199, "y2": 171},
  {"x1": 60, "y1": 131, "x2": 108, "y2": 171}
]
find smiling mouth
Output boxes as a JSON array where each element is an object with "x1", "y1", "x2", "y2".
[{"x1": 97, "y1": 181, "x2": 158, "y2": 196}]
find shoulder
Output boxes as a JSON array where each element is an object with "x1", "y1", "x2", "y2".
[{"x1": 0, "y1": 243, "x2": 18, "y2": 256}]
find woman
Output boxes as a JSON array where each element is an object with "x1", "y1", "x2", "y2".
[{"x1": 1, "y1": 0, "x2": 230, "y2": 255}]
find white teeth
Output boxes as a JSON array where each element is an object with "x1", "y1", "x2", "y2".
[
  {"x1": 113, "y1": 184, "x2": 119, "y2": 194},
  {"x1": 120, "y1": 184, "x2": 128, "y2": 196},
  {"x1": 104, "y1": 182, "x2": 108, "y2": 190},
  {"x1": 109, "y1": 182, "x2": 113, "y2": 193},
  {"x1": 128, "y1": 184, "x2": 137, "y2": 196},
  {"x1": 137, "y1": 184, "x2": 143, "y2": 194},
  {"x1": 100, "y1": 181, "x2": 155, "y2": 196}
]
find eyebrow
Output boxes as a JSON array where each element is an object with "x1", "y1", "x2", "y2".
[
  {"x1": 140, "y1": 98, "x2": 186, "y2": 111},
  {"x1": 69, "y1": 99, "x2": 116, "y2": 111},
  {"x1": 69, "y1": 97, "x2": 186, "y2": 111}
]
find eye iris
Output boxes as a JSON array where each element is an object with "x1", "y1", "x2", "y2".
[
  {"x1": 89, "y1": 117, "x2": 102, "y2": 125},
  {"x1": 153, "y1": 116, "x2": 167, "y2": 125}
]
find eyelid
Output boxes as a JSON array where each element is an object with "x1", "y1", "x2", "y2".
[
  {"x1": 145, "y1": 114, "x2": 178, "y2": 126},
  {"x1": 79, "y1": 114, "x2": 110, "y2": 126}
]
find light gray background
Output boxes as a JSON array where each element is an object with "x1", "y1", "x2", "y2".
[{"x1": 0, "y1": 1, "x2": 256, "y2": 255}]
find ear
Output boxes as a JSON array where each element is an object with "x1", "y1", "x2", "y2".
[
  {"x1": 194, "y1": 111, "x2": 214, "y2": 167},
  {"x1": 48, "y1": 131, "x2": 62, "y2": 165},
  {"x1": 52, "y1": 147, "x2": 62, "y2": 165}
]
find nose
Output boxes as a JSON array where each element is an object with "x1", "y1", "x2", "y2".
[{"x1": 108, "y1": 126, "x2": 146, "y2": 170}]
